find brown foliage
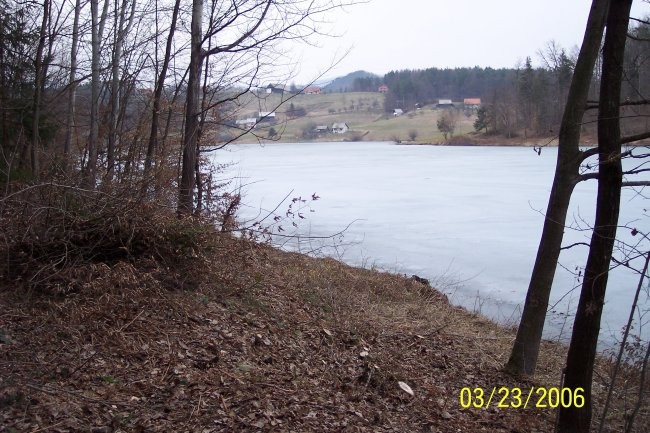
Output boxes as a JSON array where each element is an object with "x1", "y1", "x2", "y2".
[{"x1": 0, "y1": 182, "x2": 218, "y2": 295}]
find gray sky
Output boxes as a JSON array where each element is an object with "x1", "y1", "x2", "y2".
[{"x1": 288, "y1": 0, "x2": 650, "y2": 84}]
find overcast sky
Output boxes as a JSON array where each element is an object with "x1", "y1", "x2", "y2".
[{"x1": 287, "y1": 0, "x2": 650, "y2": 84}]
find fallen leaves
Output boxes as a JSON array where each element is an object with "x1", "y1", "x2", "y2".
[{"x1": 0, "y1": 235, "x2": 563, "y2": 432}]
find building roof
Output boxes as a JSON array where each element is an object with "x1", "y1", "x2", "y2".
[{"x1": 464, "y1": 98, "x2": 481, "y2": 105}]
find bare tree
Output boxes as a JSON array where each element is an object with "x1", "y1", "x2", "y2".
[
  {"x1": 106, "y1": 0, "x2": 137, "y2": 181},
  {"x1": 143, "y1": 0, "x2": 181, "y2": 185},
  {"x1": 63, "y1": 0, "x2": 82, "y2": 167},
  {"x1": 436, "y1": 111, "x2": 456, "y2": 141},
  {"x1": 178, "y1": 0, "x2": 354, "y2": 214},
  {"x1": 557, "y1": 1, "x2": 633, "y2": 431},
  {"x1": 30, "y1": 0, "x2": 54, "y2": 180},
  {"x1": 506, "y1": 0, "x2": 610, "y2": 376},
  {"x1": 85, "y1": 0, "x2": 109, "y2": 187}
]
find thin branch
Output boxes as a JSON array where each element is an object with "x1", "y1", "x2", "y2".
[
  {"x1": 560, "y1": 242, "x2": 591, "y2": 251},
  {"x1": 622, "y1": 181, "x2": 650, "y2": 187}
]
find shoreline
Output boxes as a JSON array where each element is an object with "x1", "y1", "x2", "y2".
[{"x1": 233, "y1": 132, "x2": 607, "y2": 147}]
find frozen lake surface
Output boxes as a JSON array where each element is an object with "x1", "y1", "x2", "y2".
[{"x1": 216, "y1": 141, "x2": 650, "y2": 346}]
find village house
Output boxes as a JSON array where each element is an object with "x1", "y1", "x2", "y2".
[
  {"x1": 437, "y1": 99, "x2": 454, "y2": 108},
  {"x1": 235, "y1": 117, "x2": 257, "y2": 128},
  {"x1": 303, "y1": 86, "x2": 321, "y2": 95},
  {"x1": 313, "y1": 125, "x2": 329, "y2": 133},
  {"x1": 393, "y1": 108, "x2": 404, "y2": 116},
  {"x1": 331, "y1": 122, "x2": 349, "y2": 134},
  {"x1": 378, "y1": 84, "x2": 389, "y2": 93},
  {"x1": 264, "y1": 84, "x2": 285, "y2": 95},
  {"x1": 463, "y1": 98, "x2": 481, "y2": 109},
  {"x1": 257, "y1": 111, "x2": 276, "y2": 123}
]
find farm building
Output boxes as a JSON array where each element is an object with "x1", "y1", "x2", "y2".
[
  {"x1": 258, "y1": 111, "x2": 276, "y2": 123},
  {"x1": 332, "y1": 122, "x2": 349, "y2": 134},
  {"x1": 264, "y1": 84, "x2": 285, "y2": 94},
  {"x1": 303, "y1": 87, "x2": 321, "y2": 95},
  {"x1": 463, "y1": 98, "x2": 481, "y2": 108},
  {"x1": 378, "y1": 84, "x2": 389, "y2": 93},
  {"x1": 236, "y1": 118, "x2": 257, "y2": 128},
  {"x1": 437, "y1": 99, "x2": 454, "y2": 108},
  {"x1": 393, "y1": 108, "x2": 404, "y2": 116}
]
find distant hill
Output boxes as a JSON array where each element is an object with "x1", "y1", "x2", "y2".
[{"x1": 323, "y1": 70, "x2": 381, "y2": 93}]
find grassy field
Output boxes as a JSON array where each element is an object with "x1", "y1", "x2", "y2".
[{"x1": 226, "y1": 91, "x2": 476, "y2": 143}]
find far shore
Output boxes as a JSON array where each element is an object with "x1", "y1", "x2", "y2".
[{"x1": 235, "y1": 132, "x2": 607, "y2": 147}]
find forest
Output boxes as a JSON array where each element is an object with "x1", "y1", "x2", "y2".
[
  {"x1": 374, "y1": 21, "x2": 650, "y2": 140},
  {"x1": 1, "y1": 0, "x2": 650, "y2": 432}
]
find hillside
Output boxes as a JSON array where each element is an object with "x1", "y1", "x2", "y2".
[
  {"x1": 322, "y1": 70, "x2": 381, "y2": 93},
  {"x1": 1, "y1": 229, "x2": 563, "y2": 432},
  {"x1": 3, "y1": 220, "x2": 647, "y2": 431},
  {"x1": 224, "y1": 91, "x2": 477, "y2": 144},
  {"x1": 1, "y1": 185, "x2": 647, "y2": 432}
]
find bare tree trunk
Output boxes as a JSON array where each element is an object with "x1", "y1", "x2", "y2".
[
  {"x1": 144, "y1": 0, "x2": 181, "y2": 184},
  {"x1": 178, "y1": 0, "x2": 203, "y2": 214},
  {"x1": 31, "y1": 0, "x2": 50, "y2": 180},
  {"x1": 506, "y1": 0, "x2": 610, "y2": 376},
  {"x1": 64, "y1": 0, "x2": 81, "y2": 168},
  {"x1": 86, "y1": 0, "x2": 109, "y2": 187},
  {"x1": 557, "y1": 1, "x2": 631, "y2": 431},
  {"x1": 106, "y1": 0, "x2": 136, "y2": 181}
]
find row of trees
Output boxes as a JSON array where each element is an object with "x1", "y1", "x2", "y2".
[
  {"x1": 381, "y1": 20, "x2": 650, "y2": 141},
  {"x1": 381, "y1": 63, "x2": 575, "y2": 137},
  {"x1": 0, "y1": 0, "x2": 348, "y2": 214}
]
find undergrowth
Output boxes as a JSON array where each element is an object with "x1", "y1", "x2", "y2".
[{"x1": 0, "y1": 182, "x2": 220, "y2": 295}]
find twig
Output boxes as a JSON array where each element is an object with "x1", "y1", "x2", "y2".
[
  {"x1": 597, "y1": 251, "x2": 650, "y2": 433},
  {"x1": 25, "y1": 383, "x2": 138, "y2": 407},
  {"x1": 625, "y1": 339, "x2": 650, "y2": 433},
  {"x1": 118, "y1": 309, "x2": 145, "y2": 333},
  {"x1": 29, "y1": 421, "x2": 66, "y2": 433}
]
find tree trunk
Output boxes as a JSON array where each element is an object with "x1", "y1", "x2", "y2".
[
  {"x1": 86, "y1": 0, "x2": 109, "y2": 187},
  {"x1": 144, "y1": 0, "x2": 181, "y2": 183},
  {"x1": 506, "y1": 0, "x2": 610, "y2": 376},
  {"x1": 31, "y1": 0, "x2": 50, "y2": 180},
  {"x1": 178, "y1": 0, "x2": 203, "y2": 214},
  {"x1": 557, "y1": 0, "x2": 631, "y2": 431},
  {"x1": 106, "y1": 0, "x2": 136, "y2": 181},
  {"x1": 64, "y1": 0, "x2": 81, "y2": 167}
]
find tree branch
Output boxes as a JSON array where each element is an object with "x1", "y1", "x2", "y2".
[
  {"x1": 580, "y1": 147, "x2": 599, "y2": 161},
  {"x1": 577, "y1": 172, "x2": 599, "y2": 182},
  {"x1": 621, "y1": 131, "x2": 650, "y2": 145},
  {"x1": 622, "y1": 181, "x2": 650, "y2": 187},
  {"x1": 560, "y1": 242, "x2": 591, "y2": 251}
]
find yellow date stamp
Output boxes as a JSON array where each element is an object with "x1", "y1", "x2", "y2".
[{"x1": 459, "y1": 387, "x2": 585, "y2": 409}]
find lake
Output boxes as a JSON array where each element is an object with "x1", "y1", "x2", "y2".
[{"x1": 216, "y1": 141, "x2": 650, "y2": 346}]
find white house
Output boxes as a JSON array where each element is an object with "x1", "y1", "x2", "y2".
[
  {"x1": 393, "y1": 108, "x2": 404, "y2": 116},
  {"x1": 437, "y1": 99, "x2": 454, "y2": 108},
  {"x1": 331, "y1": 122, "x2": 349, "y2": 134},
  {"x1": 236, "y1": 117, "x2": 257, "y2": 128},
  {"x1": 258, "y1": 111, "x2": 276, "y2": 123}
]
